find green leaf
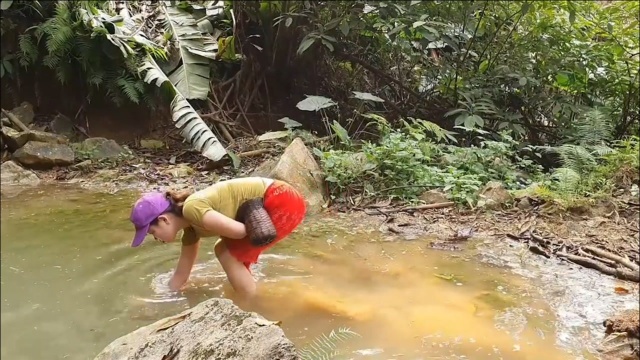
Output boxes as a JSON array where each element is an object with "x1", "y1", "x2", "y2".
[
  {"x1": 258, "y1": 131, "x2": 290, "y2": 141},
  {"x1": 296, "y1": 95, "x2": 337, "y2": 112},
  {"x1": 521, "y1": 2, "x2": 531, "y2": 16},
  {"x1": 412, "y1": 20, "x2": 426, "y2": 28},
  {"x1": 352, "y1": 91, "x2": 384, "y2": 102},
  {"x1": 339, "y1": 21, "x2": 350, "y2": 36},
  {"x1": 331, "y1": 121, "x2": 350, "y2": 144},
  {"x1": 227, "y1": 149, "x2": 241, "y2": 169},
  {"x1": 277, "y1": 117, "x2": 302, "y2": 129},
  {"x1": 162, "y1": 4, "x2": 215, "y2": 100},
  {"x1": 568, "y1": 10, "x2": 576, "y2": 25},
  {"x1": 518, "y1": 77, "x2": 527, "y2": 86},
  {"x1": 555, "y1": 72, "x2": 570, "y2": 86},
  {"x1": 321, "y1": 39, "x2": 334, "y2": 52},
  {"x1": 444, "y1": 108, "x2": 467, "y2": 118},
  {"x1": 0, "y1": 0, "x2": 13, "y2": 10},
  {"x1": 478, "y1": 59, "x2": 489, "y2": 73},
  {"x1": 297, "y1": 35, "x2": 316, "y2": 55},
  {"x1": 454, "y1": 114, "x2": 468, "y2": 126},
  {"x1": 139, "y1": 57, "x2": 226, "y2": 161}
]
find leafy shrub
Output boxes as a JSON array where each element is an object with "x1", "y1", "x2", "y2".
[{"x1": 316, "y1": 115, "x2": 542, "y2": 206}]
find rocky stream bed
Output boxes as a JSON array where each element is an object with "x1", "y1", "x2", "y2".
[{"x1": 1, "y1": 103, "x2": 639, "y2": 359}]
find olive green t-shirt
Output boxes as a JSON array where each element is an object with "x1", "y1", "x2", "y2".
[{"x1": 180, "y1": 177, "x2": 271, "y2": 245}]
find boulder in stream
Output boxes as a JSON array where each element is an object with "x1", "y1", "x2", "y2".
[
  {"x1": 93, "y1": 298, "x2": 298, "y2": 360},
  {"x1": 252, "y1": 137, "x2": 327, "y2": 214},
  {"x1": 12, "y1": 141, "x2": 75, "y2": 169},
  {"x1": 1, "y1": 160, "x2": 40, "y2": 187}
]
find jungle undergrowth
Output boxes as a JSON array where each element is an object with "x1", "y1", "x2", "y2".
[{"x1": 314, "y1": 108, "x2": 640, "y2": 209}]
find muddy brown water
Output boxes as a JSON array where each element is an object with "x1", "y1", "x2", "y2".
[{"x1": 1, "y1": 185, "x2": 637, "y2": 359}]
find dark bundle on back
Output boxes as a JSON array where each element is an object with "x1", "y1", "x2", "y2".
[{"x1": 236, "y1": 198, "x2": 277, "y2": 247}]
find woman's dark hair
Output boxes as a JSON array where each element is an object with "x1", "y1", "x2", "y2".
[
  {"x1": 165, "y1": 189, "x2": 193, "y2": 216},
  {"x1": 150, "y1": 189, "x2": 193, "y2": 225}
]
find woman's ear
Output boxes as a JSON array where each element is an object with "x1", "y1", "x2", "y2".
[{"x1": 158, "y1": 214, "x2": 171, "y2": 225}]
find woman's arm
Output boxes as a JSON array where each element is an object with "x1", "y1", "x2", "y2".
[
  {"x1": 168, "y1": 241, "x2": 200, "y2": 291},
  {"x1": 201, "y1": 210, "x2": 247, "y2": 239}
]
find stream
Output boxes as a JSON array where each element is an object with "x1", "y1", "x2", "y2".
[{"x1": 1, "y1": 185, "x2": 637, "y2": 359}]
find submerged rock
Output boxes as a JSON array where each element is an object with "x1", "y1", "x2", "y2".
[
  {"x1": 93, "y1": 298, "x2": 298, "y2": 360},
  {"x1": 12, "y1": 141, "x2": 75, "y2": 169},
  {"x1": 252, "y1": 137, "x2": 327, "y2": 214}
]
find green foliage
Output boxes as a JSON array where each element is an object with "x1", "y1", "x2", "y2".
[
  {"x1": 298, "y1": 327, "x2": 360, "y2": 360},
  {"x1": 15, "y1": 0, "x2": 160, "y2": 106},
  {"x1": 293, "y1": 0, "x2": 639, "y2": 142},
  {"x1": 317, "y1": 114, "x2": 541, "y2": 207},
  {"x1": 534, "y1": 135, "x2": 640, "y2": 205}
]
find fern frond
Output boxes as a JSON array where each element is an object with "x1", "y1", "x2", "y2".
[
  {"x1": 570, "y1": 108, "x2": 614, "y2": 146},
  {"x1": 551, "y1": 167, "x2": 582, "y2": 193},
  {"x1": 548, "y1": 144, "x2": 598, "y2": 174},
  {"x1": 116, "y1": 75, "x2": 141, "y2": 103},
  {"x1": 18, "y1": 35, "x2": 39, "y2": 67},
  {"x1": 298, "y1": 327, "x2": 361, "y2": 360}
]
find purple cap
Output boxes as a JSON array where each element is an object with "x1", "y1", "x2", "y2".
[{"x1": 129, "y1": 192, "x2": 171, "y2": 247}]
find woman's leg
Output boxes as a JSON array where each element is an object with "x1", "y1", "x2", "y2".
[{"x1": 214, "y1": 240, "x2": 257, "y2": 298}]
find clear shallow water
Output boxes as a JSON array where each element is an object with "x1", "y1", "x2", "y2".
[{"x1": 0, "y1": 185, "x2": 629, "y2": 359}]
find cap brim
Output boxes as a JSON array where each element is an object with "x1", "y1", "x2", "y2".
[{"x1": 131, "y1": 224, "x2": 150, "y2": 247}]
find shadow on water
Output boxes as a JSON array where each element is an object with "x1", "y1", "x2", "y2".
[{"x1": 1, "y1": 185, "x2": 636, "y2": 359}]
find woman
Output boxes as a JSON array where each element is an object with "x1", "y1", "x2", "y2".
[{"x1": 128, "y1": 177, "x2": 306, "y2": 297}]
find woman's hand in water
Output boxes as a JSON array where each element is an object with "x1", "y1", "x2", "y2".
[{"x1": 168, "y1": 274, "x2": 188, "y2": 292}]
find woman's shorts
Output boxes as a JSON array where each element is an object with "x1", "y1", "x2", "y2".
[{"x1": 224, "y1": 180, "x2": 306, "y2": 269}]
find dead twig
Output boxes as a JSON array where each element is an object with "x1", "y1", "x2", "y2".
[
  {"x1": 365, "y1": 202, "x2": 455, "y2": 215},
  {"x1": 1, "y1": 108, "x2": 30, "y2": 132},
  {"x1": 238, "y1": 148, "x2": 271, "y2": 157}
]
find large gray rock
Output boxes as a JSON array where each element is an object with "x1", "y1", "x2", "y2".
[
  {"x1": 419, "y1": 189, "x2": 449, "y2": 204},
  {"x1": 49, "y1": 113, "x2": 76, "y2": 138},
  {"x1": 77, "y1": 137, "x2": 127, "y2": 160},
  {"x1": 1, "y1": 160, "x2": 40, "y2": 186},
  {"x1": 12, "y1": 141, "x2": 74, "y2": 169},
  {"x1": 8, "y1": 101, "x2": 35, "y2": 126},
  {"x1": 93, "y1": 298, "x2": 299, "y2": 360},
  {"x1": 252, "y1": 137, "x2": 327, "y2": 214},
  {"x1": 477, "y1": 181, "x2": 512, "y2": 210},
  {"x1": 1, "y1": 160, "x2": 41, "y2": 198},
  {"x1": 1, "y1": 127, "x2": 68, "y2": 151}
]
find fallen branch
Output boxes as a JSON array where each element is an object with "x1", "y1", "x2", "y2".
[
  {"x1": 1, "y1": 108, "x2": 30, "y2": 132},
  {"x1": 238, "y1": 149, "x2": 271, "y2": 157},
  {"x1": 366, "y1": 202, "x2": 455, "y2": 215},
  {"x1": 583, "y1": 245, "x2": 640, "y2": 272},
  {"x1": 557, "y1": 252, "x2": 640, "y2": 282}
]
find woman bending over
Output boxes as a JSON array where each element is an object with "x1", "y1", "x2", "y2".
[{"x1": 128, "y1": 177, "x2": 306, "y2": 297}]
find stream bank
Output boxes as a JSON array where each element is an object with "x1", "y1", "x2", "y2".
[{"x1": 2, "y1": 107, "x2": 639, "y2": 359}]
